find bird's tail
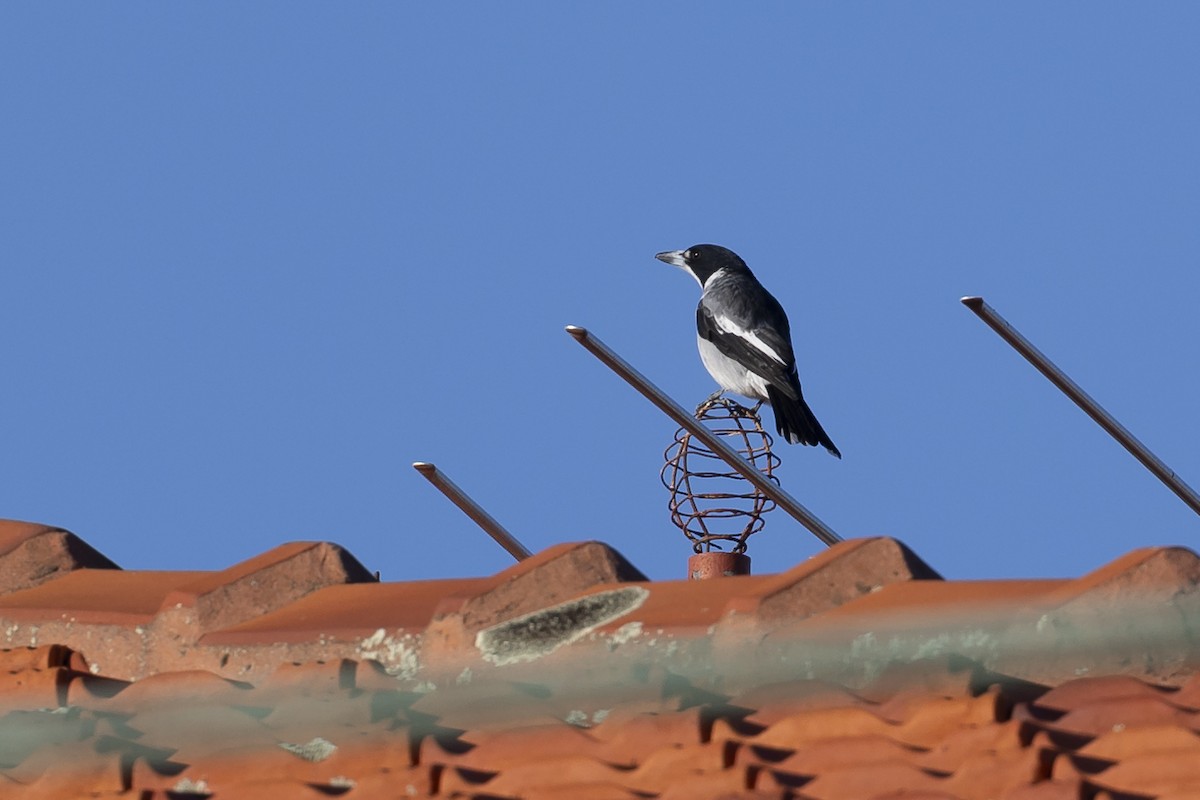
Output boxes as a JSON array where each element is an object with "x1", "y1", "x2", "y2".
[{"x1": 765, "y1": 385, "x2": 841, "y2": 458}]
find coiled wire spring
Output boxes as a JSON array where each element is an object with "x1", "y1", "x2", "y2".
[{"x1": 660, "y1": 396, "x2": 781, "y2": 553}]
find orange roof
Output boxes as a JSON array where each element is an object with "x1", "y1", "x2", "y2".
[{"x1": 1, "y1": 518, "x2": 1199, "y2": 798}]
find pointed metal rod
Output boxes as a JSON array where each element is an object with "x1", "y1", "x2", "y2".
[
  {"x1": 961, "y1": 296, "x2": 1200, "y2": 517},
  {"x1": 565, "y1": 325, "x2": 843, "y2": 547},
  {"x1": 412, "y1": 462, "x2": 533, "y2": 561}
]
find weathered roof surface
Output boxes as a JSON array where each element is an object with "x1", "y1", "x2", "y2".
[{"x1": 1, "y1": 518, "x2": 1199, "y2": 798}]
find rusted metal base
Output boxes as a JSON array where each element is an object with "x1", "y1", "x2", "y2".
[{"x1": 688, "y1": 552, "x2": 751, "y2": 579}]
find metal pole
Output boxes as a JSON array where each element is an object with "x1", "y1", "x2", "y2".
[
  {"x1": 412, "y1": 462, "x2": 533, "y2": 561},
  {"x1": 565, "y1": 325, "x2": 844, "y2": 547},
  {"x1": 961, "y1": 296, "x2": 1200, "y2": 517}
]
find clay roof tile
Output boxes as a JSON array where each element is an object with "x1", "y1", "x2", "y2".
[
  {"x1": 0, "y1": 524, "x2": 1198, "y2": 798},
  {"x1": 0, "y1": 519, "x2": 119, "y2": 596}
]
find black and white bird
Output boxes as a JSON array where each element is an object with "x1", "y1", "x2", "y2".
[{"x1": 655, "y1": 244, "x2": 841, "y2": 458}]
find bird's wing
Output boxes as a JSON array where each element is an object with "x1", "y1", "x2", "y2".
[{"x1": 696, "y1": 302, "x2": 800, "y2": 401}]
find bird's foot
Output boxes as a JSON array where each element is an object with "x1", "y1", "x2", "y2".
[
  {"x1": 727, "y1": 399, "x2": 764, "y2": 420},
  {"x1": 695, "y1": 390, "x2": 726, "y2": 415}
]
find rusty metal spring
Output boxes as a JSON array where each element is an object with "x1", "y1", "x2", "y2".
[{"x1": 660, "y1": 396, "x2": 781, "y2": 554}]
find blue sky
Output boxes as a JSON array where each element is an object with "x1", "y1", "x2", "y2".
[{"x1": 3, "y1": 5, "x2": 1199, "y2": 583}]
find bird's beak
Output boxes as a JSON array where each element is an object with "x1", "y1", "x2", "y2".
[{"x1": 655, "y1": 250, "x2": 687, "y2": 268}]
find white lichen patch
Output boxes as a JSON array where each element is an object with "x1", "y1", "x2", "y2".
[
  {"x1": 172, "y1": 777, "x2": 211, "y2": 795},
  {"x1": 608, "y1": 621, "x2": 643, "y2": 647},
  {"x1": 280, "y1": 737, "x2": 337, "y2": 762},
  {"x1": 358, "y1": 628, "x2": 420, "y2": 678},
  {"x1": 475, "y1": 586, "x2": 650, "y2": 666}
]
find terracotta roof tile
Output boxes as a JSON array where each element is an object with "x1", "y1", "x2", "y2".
[
  {"x1": 655, "y1": 768, "x2": 766, "y2": 799},
  {"x1": 798, "y1": 578, "x2": 1066, "y2": 626},
  {"x1": 720, "y1": 536, "x2": 942, "y2": 625},
  {"x1": 474, "y1": 754, "x2": 636, "y2": 795},
  {"x1": 628, "y1": 740, "x2": 739, "y2": 793},
  {"x1": 63, "y1": 671, "x2": 128, "y2": 706},
  {"x1": 0, "y1": 520, "x2": 119, "y2": 596},
  {"x1": 441, "y1": 722, "x2": 609, "y2": 770},
  {"x1": 940, "y1": 745, "x2": 1047, "y2": 799},
  {"x1": 726, "y1": 679, "x2": 872, "y2": 726},
  {"x1": 0, "y1": 569, "x2": 208, "y2": 623},
  {"x1": 1165, "y1": 669, "x2": 1200, "y2": 709},
  {"x1": 160, "y1": 541, "x2": 376, "y2": 630},
  {"x1": 1049, "y1": 695, "x2": 1193, "y2": 738},
  {"x1": 97, "y1": 667, "x2": 252, "y2": 711},
  {"x1": 516, "y1": 783, "x2": 645, "y2": 800},
  {"x1": 736, "y1": 732, "x2": 921, "y2": 774},
  {"x1": 0, "y1": 666, "x2": 73, "y2": 710},
  {"x1": 793, "y1": 761, "x2": 946, "y2": 798},
  {"x1": 203, "y1": 578, "x2": 489, "y2": 645},
  {"x1": 1042, "y1": 546, "x2": 1200, "y2": 608},
  {"x1": 1032, "y1": 675, "x2": 1180, "y2": 715},
  {"x1": 998, "y1": 780, "x2": 1084, "y2": 800},
  {"x1": 1, "y1": 519, "x2": 1200, "y2": 797},
  {"x1": 893, "y1": 688, "x2": 1011, "y2": 748},
  {"x1": 591, "y1": 707, "x2": 710, "y2": 758},
  {"x1": 8, "y1": 740, "x2": 130, "y2": 796},
  {"x1": 750, "y1": 705, "x2": 897, "y2": 747},
  {"x1": 914, "y1": 719, "x2": 1025, "y2": 774},
  {"x1": 1078, "y1": 724, "x2": 1200, "y2": 761},
  {"x1": 0, "y1": 644, "x2": 83, "y2": 672},
  {"x1": 1087, "y1": 750, "x2": 1200, "y2": 796}
]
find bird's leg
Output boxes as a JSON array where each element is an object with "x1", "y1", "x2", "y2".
[
  {"x1": 695, "y1": 389, "x2": 725, "y2": 416},
  {"x1": 728, "y1": 398, "x2": 762, "y2": 419}
]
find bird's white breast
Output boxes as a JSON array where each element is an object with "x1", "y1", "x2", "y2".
[{"x1": 697, "y1": 335, "x2": 771, "y2": 401}]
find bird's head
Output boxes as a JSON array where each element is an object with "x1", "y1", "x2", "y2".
[{"x1": 655, "y1": 244, "x2": 747, "y2": 287}]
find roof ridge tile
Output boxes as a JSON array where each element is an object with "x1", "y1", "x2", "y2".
[
  {"x1": 720, "y1": 537, "x2": 942, "y2": 627},
  {"x1": 158, "y1": 541, "x2": 376, "y2": 631},
  {"x1": 421, "y1": 541, "x2": 647, "y2": 673},
  {"x1": 1045, "y1": 545, "x2": 1200, "y2": 608},
  {"x1": 0, "y1": 519, "x2": 119, "y2": 596}
]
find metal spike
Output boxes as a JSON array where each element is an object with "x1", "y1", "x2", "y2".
[
  {"x1": 565, "y1": 325, "x2": 843, "y2": 547},
  {"x1": 961, "y1": 296, "x2": 1200, "y2": 517},
  {"x1": 412, "y1": 462, "x2": 533, "y2": 561}
]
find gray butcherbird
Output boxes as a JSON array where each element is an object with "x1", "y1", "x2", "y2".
[{"x1": 656, "y1": 244, "x2": 840, "y2": 458}]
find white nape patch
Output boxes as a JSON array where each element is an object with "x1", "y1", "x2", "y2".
[
  {"x1": 711, "y1": 314, "x2": 786, "y2": 365},
  {"x1": 698, "y1": 336, "x2": 770, "y2": 400}
]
